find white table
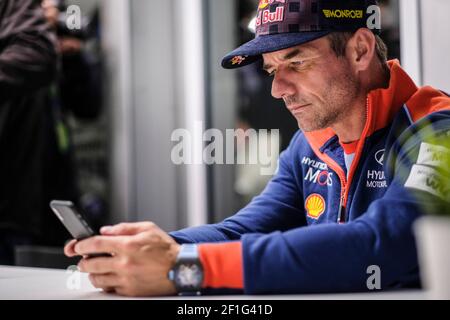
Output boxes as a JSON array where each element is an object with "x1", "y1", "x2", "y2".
[{"x1": 0, "y1": 266, "x2": 427, "y2": 300}]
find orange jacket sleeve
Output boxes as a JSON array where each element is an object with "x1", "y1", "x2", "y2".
[{"x1": 198, "y1": 241, "x2": 244, "y2": 289}]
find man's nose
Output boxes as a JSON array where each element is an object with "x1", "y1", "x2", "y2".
[{"x1": 271, "y1": 71, "x2": 296, "y2": 99}]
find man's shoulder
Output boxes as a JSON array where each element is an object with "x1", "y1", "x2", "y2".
[
  {"x1": 385, "y1": 92, "x2": 450, "y2": 170},
  {"x1": 404, "y1": 86, "x2": 450, "y2": 138},
  {"x1": 404, "y1": 86, "x2": 450, "y2": 124},
  {"x1": 386, "y1": 87, "x2": 450, "y2": 148}
]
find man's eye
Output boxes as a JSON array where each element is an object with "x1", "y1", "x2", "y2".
[{"x1": 291, "y1": 61, "x2": 304, "y2": 68}]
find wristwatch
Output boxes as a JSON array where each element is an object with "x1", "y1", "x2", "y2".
[{"x1": 168, "y1": 244, "x2": 204, "y2": 295}]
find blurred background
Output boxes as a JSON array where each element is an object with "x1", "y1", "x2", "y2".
[{"x1": 0, "y1": 0, "x2": 449, "y2": 268}]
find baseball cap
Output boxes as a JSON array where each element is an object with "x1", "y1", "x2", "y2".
[{"x1": 222, "y1": 0, "x2": 380, "y2": 69}]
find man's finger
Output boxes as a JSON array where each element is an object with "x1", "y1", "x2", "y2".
[
  {"x1": 74, "y1": 236, "x2": 126, "y2": 256},
  {"x1": 89, "y1": 273, "x2": 121, "y2": 290},
  {"x1": 100, "y1": 222, "x2": 156, "y2": 236},
  {"x1": 78, "y1": 256, "x2": 117, "y2": 274},
  {"x1": 64, "y1": 239, "x2": 78, "y2": 257},
  {"x1": 103, "y1": 287, "x2": 116, "y2": 294}
]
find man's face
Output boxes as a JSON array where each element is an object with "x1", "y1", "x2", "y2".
[
  {"x1": 42, "y1": 0, "x2": 60, "y2": 28},
  {"x1": 262, "y1": 37, "x2": 361, "y2": 132}
]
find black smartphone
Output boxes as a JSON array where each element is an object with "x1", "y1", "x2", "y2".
[{"x1": 50, "y1": 200, "x2": 111, "y2": 258}]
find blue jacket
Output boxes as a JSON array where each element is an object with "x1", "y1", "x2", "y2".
[{"x1": 170, "y1": 61, "x2": 450, "y2": 294}]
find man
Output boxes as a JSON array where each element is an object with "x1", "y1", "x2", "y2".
[
  {"x1": 0, "y1": 0, "x2": 57, "y2": 264},
  {"x1": 65, "y1": 0, "x2": 450, "y2": 296}
]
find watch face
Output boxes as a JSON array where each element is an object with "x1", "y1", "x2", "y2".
[{"x1": 176, "y1": 263, "x2": 203, "y2": 288}]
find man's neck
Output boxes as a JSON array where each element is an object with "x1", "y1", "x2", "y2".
[
  {"x1": 333, "y1": 61, "x2": 391, "y2": 144},
  {"x1": 332, "y1": 95, "x2": 367, "y2": 144}
]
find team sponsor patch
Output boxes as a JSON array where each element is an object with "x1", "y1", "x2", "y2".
[
  {"x1": 305, "y1": 194, "x2": 326, "y2": 219},
  {"x1": 322, "y1": 9, "x2": 363, "y2": 19},
  {"x1": 256, "y1": 6, "x2": 285, "y2": 26},
  {"x1": 302, "y1": 157, "x2": 333, "y2": 186},
  {"x1": 302, "y1": 156, "x2": 327, "y2": 170},
  {"x1": 404, "y1": 164, "x2": 450, "y2": 201},
  {"x1": 231, "y1": 56, "x2": 247, "y2": 65},
  {"x1": 416, "y1": 142, "x2": 450, "y2": 169},
  {"x1": 305, "y1": 167, "x2": 333, "y2": 186},
  {"x1": 366, "y1": 170, "x2": 387, "y2": 188},
  {"x1": 375, "y1": 149, "x2": 385, "y2": 166}
]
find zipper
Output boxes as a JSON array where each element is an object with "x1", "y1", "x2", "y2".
[
  {"x1": 306, "y1": 97, "x2": 371, "y2": 224},
  {"x1": 336, "y1": 173, "x2": 347, "y2": 224},
  {"x1": 336, "y1": 97, "x2": 370, "y2": 224}
]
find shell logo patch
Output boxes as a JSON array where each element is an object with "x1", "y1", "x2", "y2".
[{"x1": 305, "y1": 194, "x2": 326, "y2": 219}]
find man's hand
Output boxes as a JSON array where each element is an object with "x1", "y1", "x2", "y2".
[
  {"x1": 58, "y1": 37, "x2": 83, "y2": 55},
  {"x1": 64, "y1": 222, "x2": 180, "y2": 297}
]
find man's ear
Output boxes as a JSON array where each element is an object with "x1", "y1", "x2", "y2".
[{"x1": 346, "y1": 28, "x2": 376, "y2": 72}]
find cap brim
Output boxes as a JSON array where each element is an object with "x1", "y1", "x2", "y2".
[{"x1": 222, "y1": 31, "x2": 330, "y2": 69}]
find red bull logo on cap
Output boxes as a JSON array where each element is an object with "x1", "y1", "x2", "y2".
[{"x1": 256, "y1": 6, "x2": 285, "y2": 27}]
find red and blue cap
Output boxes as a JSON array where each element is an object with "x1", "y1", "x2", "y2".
[{"x1": 222, "y1": 0, "x2": 380, "y2": 69}]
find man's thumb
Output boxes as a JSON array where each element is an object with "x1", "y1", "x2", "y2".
[{"x1": 100, "y1": 222, "x2": 154, "y2": 236}]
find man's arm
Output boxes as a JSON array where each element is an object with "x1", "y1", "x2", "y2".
[
  {"x1": 63, "y1": 130, "x2": 308, "y2": 296},
  {"x1": 170, "y1": 131, "x2": 307, "y2": 244},
  {"x1": 62, "y1": 130, "x2": 307, "y2": 296},
  {"x1": 0, "y1": 0, "x2": 57, "y2": 97},
  {"x1": 198, "y1": 113, "x2": 450, "y2": 294}
]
